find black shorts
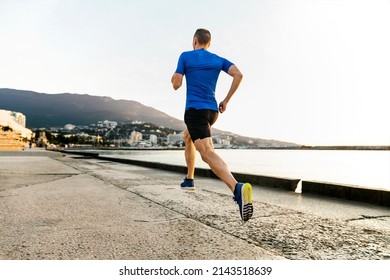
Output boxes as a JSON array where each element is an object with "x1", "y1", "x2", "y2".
[{"x1": 184, "y1": 108, "x2": 219, "y2": 142}]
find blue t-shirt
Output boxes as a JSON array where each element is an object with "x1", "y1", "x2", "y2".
[{"x1": 175, "y1": 48, "x2": 234, "y2": 111}]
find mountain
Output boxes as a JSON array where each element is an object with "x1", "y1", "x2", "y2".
[
  {"x1": 0, "y1": 88, "x2": 186, "y2": 130},
  {"x1": 0, "y1": 88, "x2": 300, "y2": 147}
]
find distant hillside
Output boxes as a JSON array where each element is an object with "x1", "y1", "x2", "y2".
[
  {"x1": 0, "y1": 88, "x2": 299, "y2": 147},
  {"x1": 0, "y1": 88, "x2": 185, "y2": 130}
]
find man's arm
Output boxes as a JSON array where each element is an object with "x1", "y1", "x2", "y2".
[
  {"x1": 171, "y1": 73, "x2": 183, "y2": 90},
  {"x1": 219, "y1": 65, "x2": 243, "y2": 113}
]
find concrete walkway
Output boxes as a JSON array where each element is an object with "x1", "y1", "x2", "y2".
[{"x1": 1, "y1": 149, "x2": 389, "y2": 260}]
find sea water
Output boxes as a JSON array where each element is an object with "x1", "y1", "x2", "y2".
[{"x1": 96, "y1": 149, "x2": 390, "y2": 191}]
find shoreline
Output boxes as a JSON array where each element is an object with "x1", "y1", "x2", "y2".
[
  {"x1": 58, "y1": 149, "x2": 390, "y2": 207},
  {"x1": 60, "y1": 145, "x2": 390, "y2": 151}
]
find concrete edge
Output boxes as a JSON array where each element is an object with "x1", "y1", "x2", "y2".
[{"x1": 59, "y1": 150, "x2": 390, "y2": 207}]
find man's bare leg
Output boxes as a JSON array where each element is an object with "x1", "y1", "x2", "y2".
[
  {"x1": 183, "y1": 129, "x2": 196, "y2": 179},
  {"x1": 194, "y1": 137, "x2": 237, "y2": 192},
  {"x1": 193, "y1": 136, "x2": 253, "y2": 221}
]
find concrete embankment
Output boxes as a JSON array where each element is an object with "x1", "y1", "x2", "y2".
[
  {"x1": 0, "y1": 149, "x2": 282, "y2": 260},
  {"x1": 1, "y1": 149, "x2": 390, "y2": 260},
  {"x1": 60, "y1": 150, "x2": 390, "y2": 207}
]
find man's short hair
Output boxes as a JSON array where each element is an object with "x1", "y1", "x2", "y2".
[{"x1": 194, "y1": 28, "x2": 211, "y2": 45}]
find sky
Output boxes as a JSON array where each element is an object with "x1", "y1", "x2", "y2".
[{"x1": 0, "y1": 0, "x2": 389, "y2": 146}]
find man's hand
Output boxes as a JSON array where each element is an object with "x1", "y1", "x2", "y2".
[{"x1": 219, "y1": 100, "x2": 228, "y2": 113}]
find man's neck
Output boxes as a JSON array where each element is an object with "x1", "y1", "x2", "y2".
[{"x1": 194, "y1": 44, "x2": 208, "y2": 50}]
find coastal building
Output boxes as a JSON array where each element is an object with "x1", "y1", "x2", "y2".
[
  {"x1": 64, "y1": 124, "x2": 76, "y2": 131},
  {"x1": 167, "y1": 131, "x2": 183, "y2": 146},
  {"x1": 129, "y1": 130, "x2": 142, "y2": 145},
  {"x1": 97, "y1": 120, "x2": 118, "y2": 129},
  {"x1": 11, "y1": 111, "x2": 26, "y2": 127},
  {"x1": 0, "y1": 110, "x2": 32, "y2": 139},
  {"x1": 150, "y1": 134, "x2": 158, "y2": 146},
  {"x1": 213, "y1": 135, "x2": 232, "y2": 148},
  {"x1": 0, "y1": 109, "x2": 32, "y2": 150},
  {"x1": 36, "y1": 130, "x2": 49, "y2": 147}
]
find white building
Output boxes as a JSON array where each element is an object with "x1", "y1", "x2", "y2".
[
  {"x1": 64, "y1": 124, "x2": 76, "y2": 131},
  {"x1": 0, "y1": 109, "x2": 32, "y2": 139},
  {"x1": 129, "y1": 130, "x2": 142, "y2": 145},
  {"x1": 97, "y1": 120, "x2": 118, "y2": 129},
  {"x1": 149, "y1": 134, "x2": 158, "y2": 145},
  {"x1": 11, "y1": 112, "x2": 26, "y2": 127},
  {"x1": 167, "y1": 131, "x2": 183, "y2": 144},
  {"x1": 213, "y1": 135, "x2": 232, "y2": 148}
]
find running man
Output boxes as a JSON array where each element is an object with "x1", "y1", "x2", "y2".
[{"x1": 171, "y1": 28, "x2": 253, "y2": 222}]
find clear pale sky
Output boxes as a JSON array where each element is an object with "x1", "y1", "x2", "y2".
[{"x1": 1, "y1": 0, "x2": 389, "y2": 146}]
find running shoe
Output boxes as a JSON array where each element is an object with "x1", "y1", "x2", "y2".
[
  {"x1": 233, "y1": 183, "x2": 253, "y2": 221},
  {"x1": 180, "y1": 178, "x2": 195, "y2": 190}
]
